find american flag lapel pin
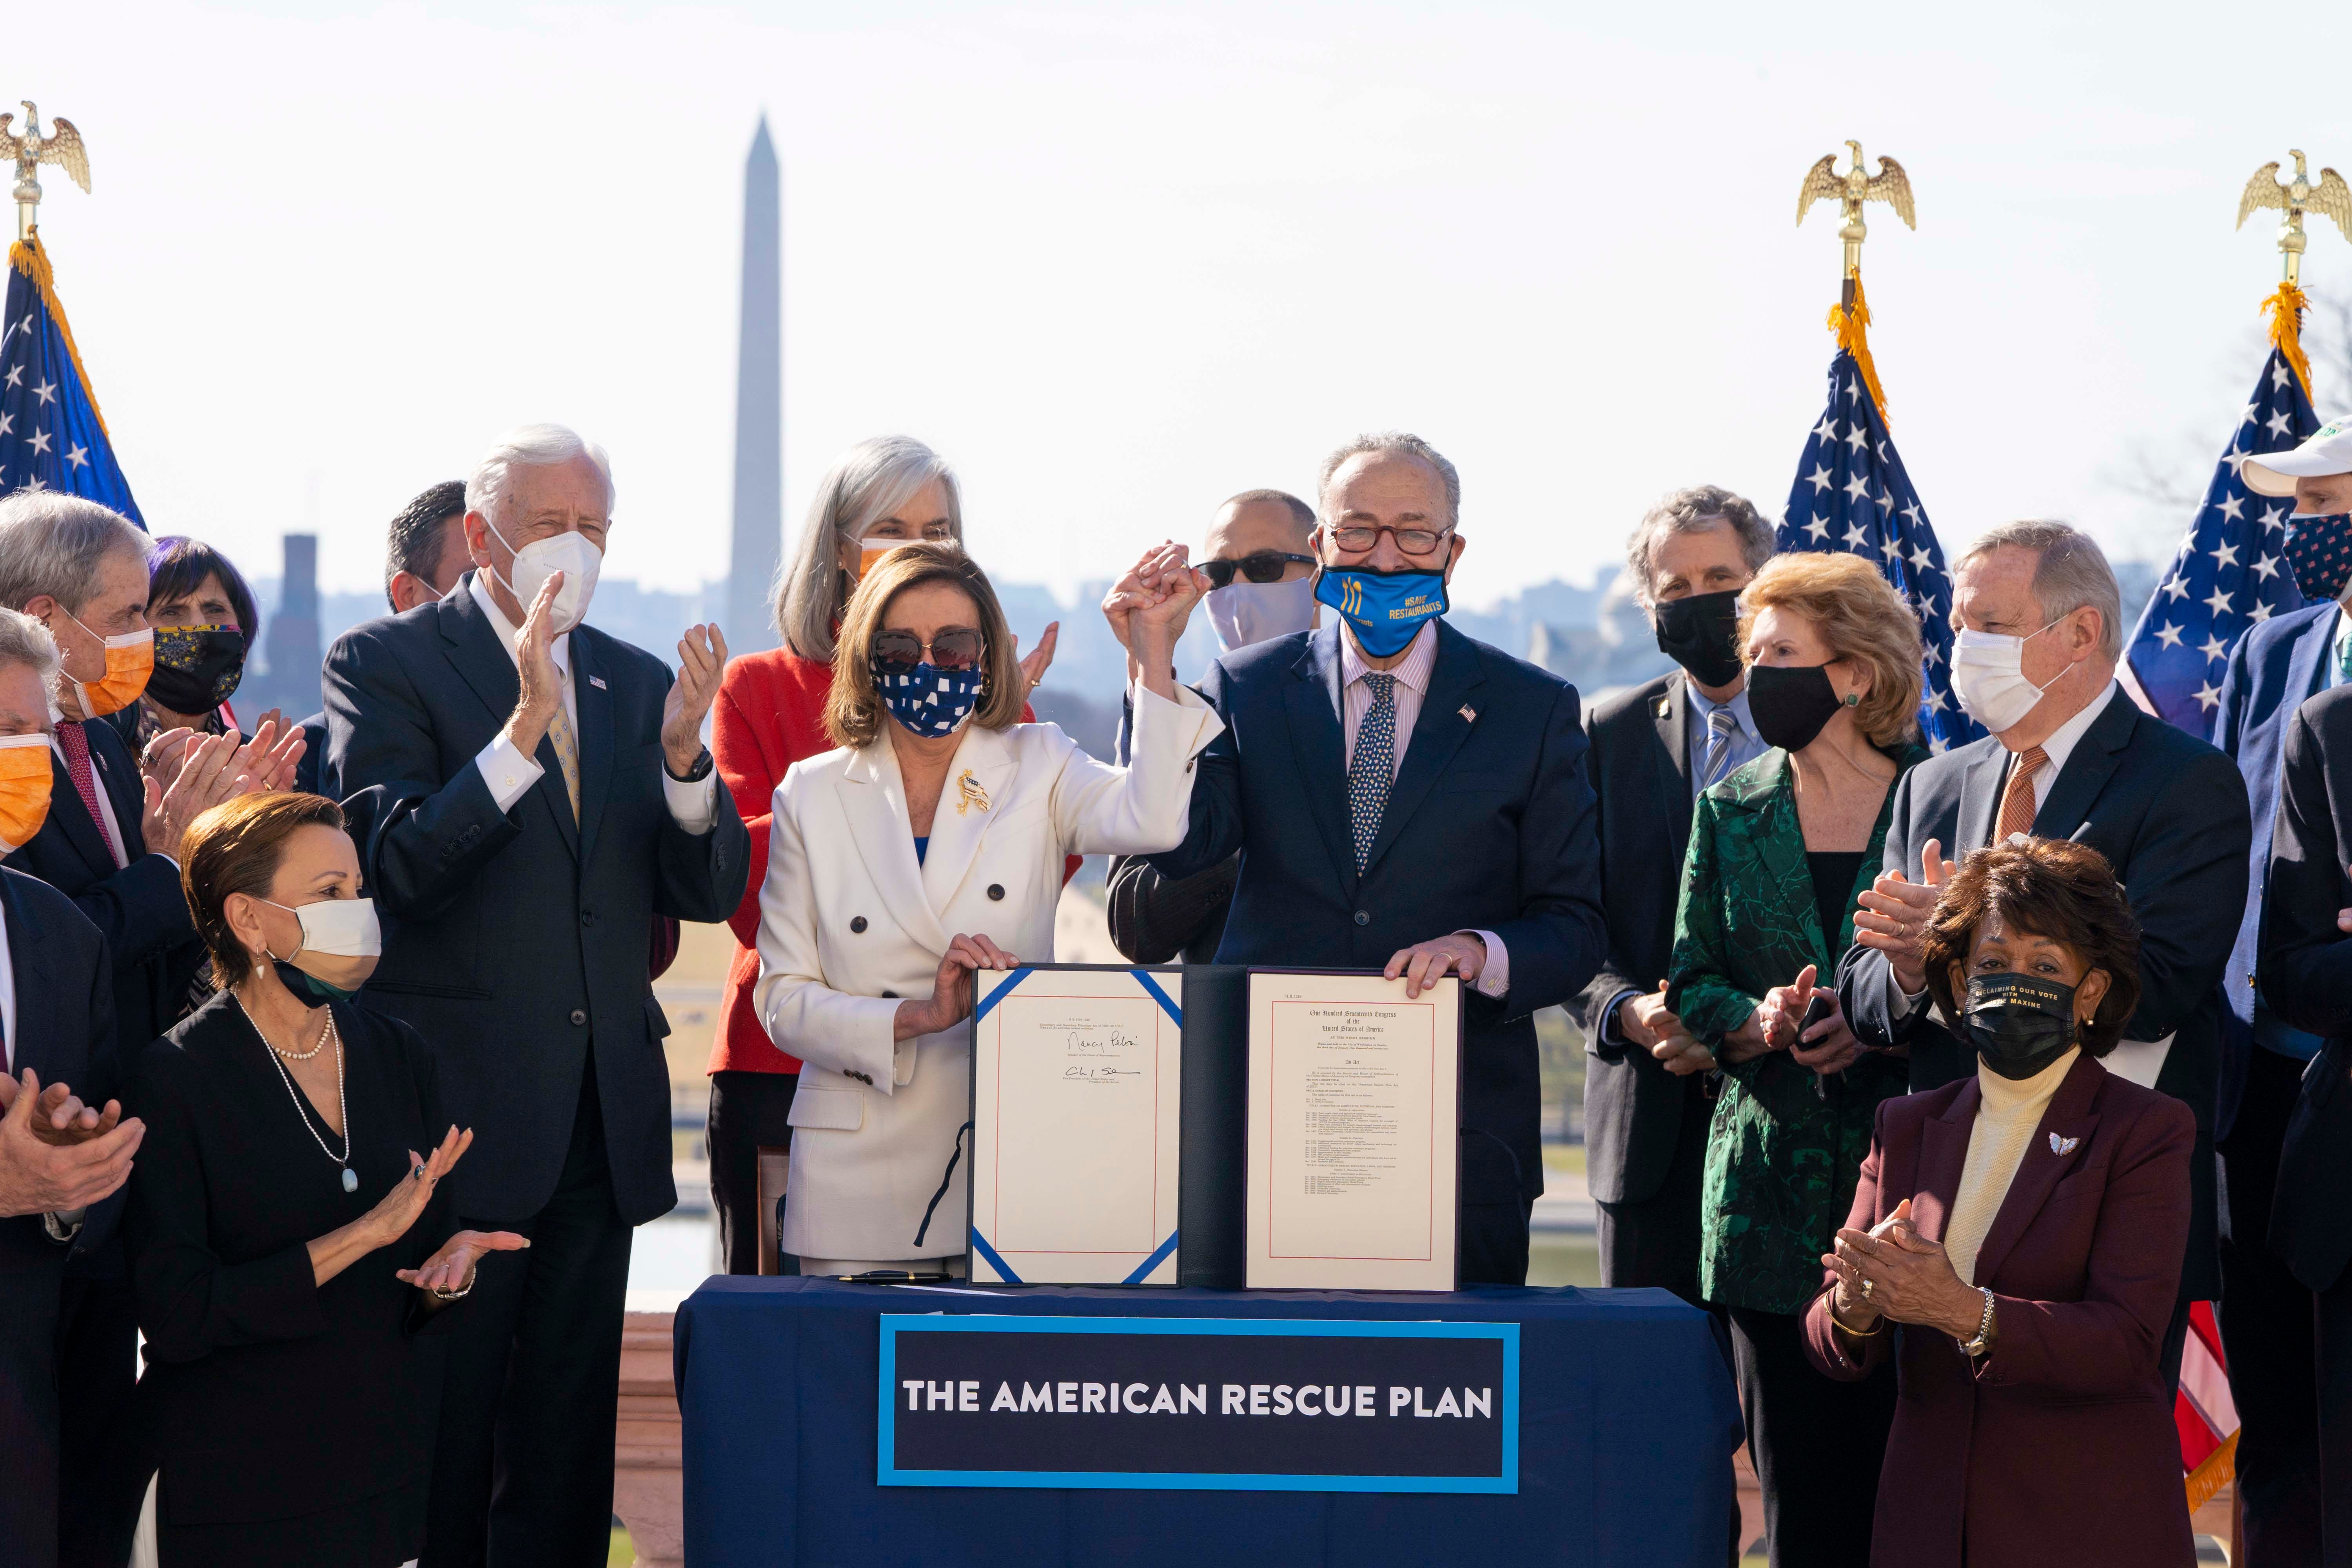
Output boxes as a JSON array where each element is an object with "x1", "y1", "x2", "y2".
[
  {"x1": 589, "y1": 675, "x2": 607, "y2": 690},
  {"x1": 1459, "y1": 704, "x2": 1477, "y2": 724}
]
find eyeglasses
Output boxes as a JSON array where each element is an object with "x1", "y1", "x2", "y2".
[
  {"x1": 1327, "y1": 523, "x2": 1454, "y2": 557},
  {"x1": 1199, "y1": 551, "x2": 1316, "y2": 588},
  {"x1": 872, "y1": 627, "x2": 987, "y2": 673}
]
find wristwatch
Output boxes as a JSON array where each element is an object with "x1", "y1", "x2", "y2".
[
  {"x1": 666, "y1": 746, "x2": 715, "y2": 783},
  {"x1": 1958, "y1": 1286, "x2": 1996, "y2": 1358}
]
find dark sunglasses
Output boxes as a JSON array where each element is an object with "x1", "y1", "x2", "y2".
[
  {"x1": 1199, "y1": 550, "x2": 1316, "y2": 588},
  {"x1": 872, "y1": 627, "x2": 987, "y2": 672}
]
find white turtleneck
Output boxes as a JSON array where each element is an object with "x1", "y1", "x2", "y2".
[{"x1": 1945, "y1": 1047, "x2": 2080, "y2": 1287}]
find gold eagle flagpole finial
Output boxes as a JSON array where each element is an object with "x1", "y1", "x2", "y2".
[
  {"x1": 2238, "y1": 149, "x2": 2351, "y2": 288},
  {"x1": 1797, "y1": 140, "x2": 1916, "y2": 307},
  {"x1": 2, "y1": 102, "x2": 92, "y2": 243}
]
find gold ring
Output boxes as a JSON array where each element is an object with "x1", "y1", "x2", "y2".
[{"x1": 1860, "y1": 1277, "x2": 1875, "y2": 1299}]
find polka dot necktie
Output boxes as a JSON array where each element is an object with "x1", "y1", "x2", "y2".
[{"x1": 1349, "y1": 673, "x2": 1398, "y2": 873}]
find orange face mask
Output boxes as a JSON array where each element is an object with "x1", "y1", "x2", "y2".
[
  {"x1": 60, "y1": 613, "x2": 154, "y2": 717},
  {"x1": 857, "y1": 543, "x2": 903, "y2": 581},
  {"x1": 0, "y1": 735, "x2": 53, "y2": 852}
]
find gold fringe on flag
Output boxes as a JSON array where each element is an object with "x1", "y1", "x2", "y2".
[
  {"x1": 6, "y1": 233, "x2": 114, "y2": 440},
  {"x1": 2184, "y1": 1429, "x2": 2238, "y2": 1515},
  {"x1": 2263, "y1": 281, "x2": 2315, "y2": 402},
  {"x1": 1828, "y1": 272, "x2": 1892, "y2": 425}
]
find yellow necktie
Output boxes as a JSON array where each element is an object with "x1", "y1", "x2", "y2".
[{"x1": 547, "y1": 701, "x2": 581, "y2": 822}]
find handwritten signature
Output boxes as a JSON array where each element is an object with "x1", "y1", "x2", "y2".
[{"x1": 1063, "y1": 1065, "x2": 1141, "y2": 1082}]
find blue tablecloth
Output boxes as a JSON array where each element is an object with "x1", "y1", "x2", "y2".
[{"x1": 674, "y1": 1277, "x2": 1743, "y2": 1568}]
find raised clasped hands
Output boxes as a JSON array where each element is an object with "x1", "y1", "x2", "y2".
[
  {"x1": 662, "y1": 622, "x2": 730, "y2": 775},
  {"x1": 1620, "y1": 980, "x2": 1716, "y2": 1075},
  {"x1": 1822, "y1": 1198, "x2": 1982, "y2": 1339},
  {"x1": 1852, "y1": 839, "x2": 1956, "y2": 996},
  {"x1": 895, "y1": 934, "x2": 1020, "y2": 1041},
  {"x1": 0, "y1": 1068, "x2": 145, "y2": 1218}
]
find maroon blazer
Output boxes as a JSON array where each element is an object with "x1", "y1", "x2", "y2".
[{"x1": 1801, "y1": 1053, "x2": 2195, "y2": 1568}]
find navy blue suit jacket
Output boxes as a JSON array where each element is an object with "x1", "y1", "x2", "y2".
[
  {"x1": 2211, "y1": 599, "x2": 2336, "y2": 1138},
  {"x1": 0, "y1": 864, "x2": 122, "y2": 1267},
  {"x1": 291, "y1": 710, "x2": 329, "y2": 799},
  {"x1": 321, "y1": 578, "x2": 749, "y2": 1226},
  {"x1": 1148, "y1": 620, "x2": 1607, "y2": 1207},
  {"x1": 4, "y1": 719, "x2": 201, "y2": 1059}
]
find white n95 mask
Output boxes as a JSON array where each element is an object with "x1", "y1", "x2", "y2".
[
  {"x1": 1948, "y1": 622, "x2": 2062, "y2": 733},
  {"x1": 490, "y1": 524, "x2": 603, "y2": 634},
  {"x1": 1205, "y1": 576, "x2": 1318, "y2": 654}
]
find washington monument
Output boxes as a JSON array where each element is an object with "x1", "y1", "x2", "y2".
[{"x1": 726, "y1": 116, "x2": 782, "y2": 650}]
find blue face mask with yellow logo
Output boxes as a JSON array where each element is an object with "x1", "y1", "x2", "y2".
[{"x1": 1313, "y1": 564, "x2": 1448, "y2": 658}]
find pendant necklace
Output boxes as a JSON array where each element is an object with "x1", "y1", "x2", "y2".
[{"x1": 237, "y1": 992, "x2": 357, "y2": 1193}]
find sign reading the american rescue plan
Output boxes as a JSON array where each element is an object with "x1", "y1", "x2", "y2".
[{"x1": 877, "y1": 1316, "x2": 1517, "y2": 1492}]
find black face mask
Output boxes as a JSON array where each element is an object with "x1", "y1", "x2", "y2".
[
  {"x1": 1959, "y1": 972, "x2": 2081, "y2": 1081},
  {"x1": 147, "y1": 625, "x2": 248, "y2": 713},
  {"x1": 1745, "y1": 662, "x2": 1848, "y2": 753},
  {"x1": 1653, "y1": 590, "x2": 1744, "y2": 689}
]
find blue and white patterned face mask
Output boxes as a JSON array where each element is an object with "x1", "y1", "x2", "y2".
[{"x1": 873, "y1": 659, "x2": 985, "y2": 739}]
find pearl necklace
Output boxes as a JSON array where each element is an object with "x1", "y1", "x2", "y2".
[{"x1": 236, "y1": 993, "x2": 358, "y2": 1193}]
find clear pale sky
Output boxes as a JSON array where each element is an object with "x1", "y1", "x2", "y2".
[{"x1": 15, "y1": 2, "x2": 2352, "y2": 612}]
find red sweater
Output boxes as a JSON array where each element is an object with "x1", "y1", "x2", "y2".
[{"x1": 706, "y1": 646, "x2": 1061, "y2": 1076}]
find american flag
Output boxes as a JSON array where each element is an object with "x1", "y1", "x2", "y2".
[
  {"x1": 0, "y1": 235, "x2": 143, "y2": 525},
  {"x1": 1778, "y1": 347, "x2": 1982, "y2": 753},
  {"x1": 2122, "y1": 345, "x2": 2314, "y2": 739}
]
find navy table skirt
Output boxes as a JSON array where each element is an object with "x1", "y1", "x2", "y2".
[{"x1": 674, "y1": 1276, "x2": 1742, "y2": 1567}]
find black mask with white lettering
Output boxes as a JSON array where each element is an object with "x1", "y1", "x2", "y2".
[
  {"x1": 1959, "y1": 972, "x2": 2080, "y2": 1081},
  {"x1": 1652, "y1": 590, "x2": 1744, "y2": 690}
]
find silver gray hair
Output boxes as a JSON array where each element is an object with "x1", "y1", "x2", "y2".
[
  {"x1": 0, "y1": 604, "x2": 60, "y2": 693},
  {"x1": 1316, "y1": 432, "x2": 1461, "y2": 525},
  {"x1": 1957, "y1": 519, "x2": 2124, "y2": 660},
  {"x1": 1624, "y1": 485, "x2": 1777, "y2": 609},
  {"x1": 463, "y1": 423, "x2": 616, "y2": 532},
  {"x1": 0, "y1": 492, "x2": 149, "y2": 613},
  {"x1": 775, "y1": 435, "x2": 962, "y2": 661}
]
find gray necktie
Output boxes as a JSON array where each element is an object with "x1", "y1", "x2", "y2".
[
  {"x1": 1349, "y1": 673, "x2": 1398, "y2": 873},
  {"x1": 1702, "y1": 704, "x2": 1741, "y2": 790}
]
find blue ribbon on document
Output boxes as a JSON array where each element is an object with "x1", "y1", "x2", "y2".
[
  {"x1": 971, "y1": 967, "x2": 1033, "y2": 1023},
  {"x1": 969, "y1": 1229, "x2": 1024, "y2": 1284}
]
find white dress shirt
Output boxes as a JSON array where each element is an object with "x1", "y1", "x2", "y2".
[
  {"x1": 1994, "y1": 680, "x2": 2123, "y2": 827},
  {"x1": 464, "y1": 573, "x2": 717, "y2": 832},
  {"x1": 1336, "y1": 622, "x2": 1509, "y2": 999}
]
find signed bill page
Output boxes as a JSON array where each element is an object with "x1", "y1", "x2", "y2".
[{"x1": 968, "y1": 966, "x2": 1183, "y2": 1285}]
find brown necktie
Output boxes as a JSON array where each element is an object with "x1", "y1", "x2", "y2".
[{"x1": 1994, "y1": 745, "x2": 2047, "y2": 844}]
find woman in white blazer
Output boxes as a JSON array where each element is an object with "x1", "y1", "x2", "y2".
[{"x1": 753, "y1": 541, "x2": 1218, "y2": 1275}]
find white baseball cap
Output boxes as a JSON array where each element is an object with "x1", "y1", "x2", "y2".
[{"x1": 2243, "y1": 419, "x2": 2352, "y2": 496}]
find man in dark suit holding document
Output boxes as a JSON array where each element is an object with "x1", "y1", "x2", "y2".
[{"x1": 1139, "y1": 432, "x2": 1607, "y2": 1285}]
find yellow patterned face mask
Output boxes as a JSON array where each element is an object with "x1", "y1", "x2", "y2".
[{"x1": 0, "y1": 735, "x2": 53, "y2": 852}]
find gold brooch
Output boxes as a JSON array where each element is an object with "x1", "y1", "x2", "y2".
[{"x1": 956, "y1": 769, "x2": 990, "y2": 816}]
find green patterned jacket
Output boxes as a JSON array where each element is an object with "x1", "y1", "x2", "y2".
[{"x1": 1666, "y1": 743, "x2": 1925, "y2": 1315}]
